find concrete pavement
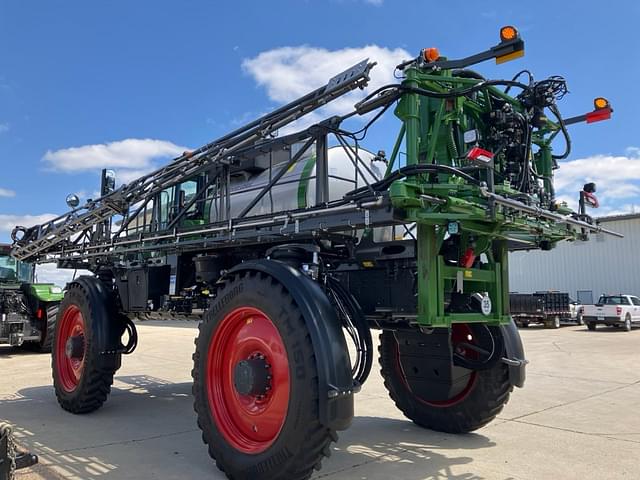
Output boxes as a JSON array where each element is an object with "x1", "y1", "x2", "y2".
[{"x1": 1, "y1": 322, "x2": 639, "y2": 479}]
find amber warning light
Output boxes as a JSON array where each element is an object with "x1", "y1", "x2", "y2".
[
  {"x1": 495, "y1": 25, "x2": 524, "y2": 64},
  {"x1": 500, "y1": 26, "x2": 519, "y2": 42}
]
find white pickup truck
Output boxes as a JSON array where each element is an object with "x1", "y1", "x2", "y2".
[{"x1": 582, "y1": 295, "x2": 640, "y2": 331}]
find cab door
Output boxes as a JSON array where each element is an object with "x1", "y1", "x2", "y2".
[
  {"x1": 630, "y1": 297, "x2": 640, "y2": 322},
  {"x1": 177, "y1": 178, "x2": 206, "y2": 226}
]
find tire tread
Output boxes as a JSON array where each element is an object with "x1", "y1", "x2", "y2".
[
  {"x1": 192, "y1": 272, "x2": 336, "y2": 480},
  {"x1": 379, "y1": 330, "x2": 513, "y2": 433}
]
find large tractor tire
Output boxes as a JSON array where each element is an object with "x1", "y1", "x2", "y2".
[
  {"x1": 38, "y1": 304, "x2": 59, "y2": 352},
  {"x1": 192, "y1": 271, "x2": 337, "y2": 480},
  {"x1": 52, "y1": 280, "x2": 121, "y2": 414},
  {"x1": 379, "y1": 326, "x2": 512, "y2": 433},
  {"x1": 0, "y1": 423, "x2": 16, "y2": 480},
  {"x1": 20, "y1": 304, "x2": 58, "y2": 353}
]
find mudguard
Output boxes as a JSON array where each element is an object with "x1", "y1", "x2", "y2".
[
  {"x1": 68, "y1": 276, "x2": 123, "y2": 368},
  {"x1": 500, "y1": 318, "x2": 527, "y2": 388},
  {"x1": 228, "y1": 260, "x2": 354, "y2": 431}
]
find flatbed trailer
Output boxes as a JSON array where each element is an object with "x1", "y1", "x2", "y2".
[
  {"x1": 510, "y1": 292, "x2": 572, "y2": 328},
  {"x1": 10, "y1": 27, "x2": 619, "y2": 480}
]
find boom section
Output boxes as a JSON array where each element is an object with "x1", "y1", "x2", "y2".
[{"x1": 10, "y1": 60, "x2": 375, "y2": 262}]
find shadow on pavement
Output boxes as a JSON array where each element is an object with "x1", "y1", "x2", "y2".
[
  {"x1": 0, "y1": 346, "x2": 47, "y2": 357},
  {"x1": 575, "y1": 326, "x2": 640, "y2": 333},
  {"x1": 133, "y1": 320, "x2": 199, "y2": 330},
  {"x1": 323, "y1": 416, "x2": 495, "y2": 479},
  {"x1": 2, "y1": 376, "x2": 496, "y2": 480}
]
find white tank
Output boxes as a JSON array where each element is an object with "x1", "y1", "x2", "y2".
[{"x1": 208, "y1": 146, "x2": 384, "y2": 222}]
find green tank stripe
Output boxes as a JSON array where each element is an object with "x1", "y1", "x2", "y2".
[{"x1": 297, "y1": 155, "x2": 316, "y2": 208}]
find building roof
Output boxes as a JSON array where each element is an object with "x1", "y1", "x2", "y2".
[{"x1": 596, "y1": 212, "x2": 640, "y2": 223}]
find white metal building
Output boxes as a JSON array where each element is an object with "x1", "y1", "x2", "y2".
[{"x1": 509, "y1": 213, "x2": 640, "y2": 304}]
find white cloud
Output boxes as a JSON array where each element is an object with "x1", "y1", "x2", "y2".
[
  {"x1": 35, "y1": 263, "x2": 92, "y2": 287},
  {"x1": 43, "y1": 138, "x2": 189, "y2": 185},
  {"x1": 0, "y1": 213, "x2": 58, "y2": 233},
  {"x1": 554, "y1": 147, "x2": 640, "y2": 215},
  {"x1": 0, "y1": 122, "x2": 9, "y2": 133},
  {"x1": 242, "y1": 44, "x2": 411, "y2": 131},
  {"x1": 363, "y1": 0, "x2": 383, "y2": 5},
  {"x1": 0, "y1": 187, "x2": 15, "y2": 198}
]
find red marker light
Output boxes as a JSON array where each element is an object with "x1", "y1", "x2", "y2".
[
  {"x1": 461, "y1": 248, "x2": 476, "y2": 268},
  {"x1": 585, "y1": 108, "x2": 612, "y2": 124},
  {"x1": 467, "y1": 147, "x2": 494, "y2": 164}
]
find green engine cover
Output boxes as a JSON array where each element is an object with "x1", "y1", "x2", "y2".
[{"x1": 28, "y1": 283, "x2": 64, "y2": 302}]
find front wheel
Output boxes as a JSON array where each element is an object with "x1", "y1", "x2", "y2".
[
  {"x1": 52, "y1": 282, "x2": 121, "y2": 413},
  {"x1": 379, "y1": 327, "x2": 512, "y2": 433},
  {"x1": 192, "y1": 272, "x2": 337, "y2": 480}
]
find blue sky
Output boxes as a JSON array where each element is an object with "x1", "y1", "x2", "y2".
[{"x1": 1, "y1": 0, "x2": 639, "y2": 256}]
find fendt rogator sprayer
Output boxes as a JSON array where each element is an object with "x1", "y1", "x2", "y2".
[{"x1": 10, "y1": 27, "x2": 619, "y2": 479}]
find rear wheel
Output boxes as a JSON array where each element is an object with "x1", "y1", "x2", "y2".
[
  {"x1": 192, "y1": 272, "x2": 337, "y2": 480},
  {"x1": 587, "y1": 322, "x2": 597, "y2": 331},
  {"x1": 52, "y1": 282, "x2": 120, "y2": 413},
  {"x1": 379, "y1": 325, "x2": 512, "y2": 433},
  {"x1": 624, "y1": 315, "x2": 632, "y2": 332},
  {"x1": 546, "y1": 316, "x2": 561, "y2": 329}
]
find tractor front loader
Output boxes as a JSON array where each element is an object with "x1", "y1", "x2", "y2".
[{"x1": 11, "y1": 27, "x2": 618, "y2": 480}]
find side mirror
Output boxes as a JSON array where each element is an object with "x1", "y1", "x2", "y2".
[
  {"x1": 101, "y1": 169, "x2": 116, "y2": 196},
  {"x1": 66, "y1": 194, "x2": 80, "y2": 208}
]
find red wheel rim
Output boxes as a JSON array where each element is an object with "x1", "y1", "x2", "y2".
[
  {"x1": 55, "y1": 305, "x2": 86, "y2": 392},
  {"x1": 396, "y1": 324, "x2": 477, "y2": 408},
  {"x1": 206, "y1": 306, "x2": 290, "y2": 454}
]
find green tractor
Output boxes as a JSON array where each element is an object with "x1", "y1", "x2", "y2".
[{"x1": 0, "y1": 244, "x2": 63, "y2": 351}]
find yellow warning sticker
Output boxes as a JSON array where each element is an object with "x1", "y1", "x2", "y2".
[{"x1": 464, "y1": 270, "x2": 473, "y2": 278}]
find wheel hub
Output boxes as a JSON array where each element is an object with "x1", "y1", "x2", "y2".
[
  {"x1": 233, "y1": 354, "x2": 271, "y2": 397},
  {"x1": 206, "y1": 306, "x2": 290, "y2": 454},
  {"x1": 65, "y1": 335, "x2": 84, "y2": 359}
]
